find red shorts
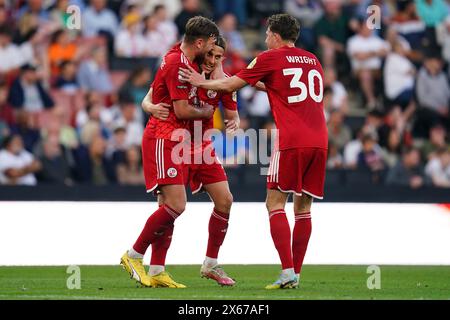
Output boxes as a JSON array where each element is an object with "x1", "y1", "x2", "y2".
[
  {"x1": 266, "y1": 147, "x2": 327, "y2": 199},
  {"x1": 142, "y1": 137, "x2": 187, "y2": 193},
  {"x1": 186, "y1": 149, "x2": 228, "y2": 194}
]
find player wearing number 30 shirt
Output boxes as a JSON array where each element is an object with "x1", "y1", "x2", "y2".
[
  {"x1": 236, "y1": 39, "x2": 327, "y2": 198},
  {"x1": 178, "y1": 14, "x2": 327, "y2": 289}
]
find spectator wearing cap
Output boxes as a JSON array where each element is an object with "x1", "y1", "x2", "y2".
[
  {"x1": 7, "y1": 64, "x2": 54, "y2": 113},
  {"x1": 347, "y1": 18, "x2": 390, "y2": 109},
  {"x1": 115, "y1": 11, "x2": 146, "y2": 58},
  {"x1": 0, "y1": 134, "x2": 41, "y2": 185},
  {"x1": 82, "y1": 0, "x2": 119, "y2": 38},
  {"x1": 415, "y1": 52, "x2": 450, "y2": 137},
  {"x1": 425, "y1": 147, "x2": 450, "y2": 187},
  {"x1": 386, "y1": 147, "x2": 428, "y2": 188}
]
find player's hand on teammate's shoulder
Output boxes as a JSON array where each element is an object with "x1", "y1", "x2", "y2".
[{"x1": 179, "y1": 65, "x2": 205, "y2": 87}]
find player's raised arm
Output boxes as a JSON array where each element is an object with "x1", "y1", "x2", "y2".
[
  {"x1": 179, "y1": 65, "x2": 247, "y2": 93},
  {"x1": 141, "y1": 87, "x2": 171, "y2": 120},
  {"x1": 172, "y1": 99, "x2": 214, "y2": 120}
]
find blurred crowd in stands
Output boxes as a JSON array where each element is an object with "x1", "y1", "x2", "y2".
[{"x1": 0, "y1": 0, "x2": 449, "y2": 189}]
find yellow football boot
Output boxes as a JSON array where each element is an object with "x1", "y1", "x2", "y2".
[
  {"x1": 120, "y1": 251, "x2": 154, "y2": 287},
  {"x1": 265, "y1": 273, "x2": 298, "y2": 290},
  {"x1": 150, "y1": 271, "x2": 186, "y2": 288}
]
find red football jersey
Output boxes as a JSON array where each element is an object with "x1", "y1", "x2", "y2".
[
  {"x1": 189, "y1": 81, "x2": 238, "y2": 153},
  {"x1": 146, "y1": 43, "x2": 200, "y2": 141},
  {"x1": 236, "y1": 46, "x2": 328, "y2": 150}
]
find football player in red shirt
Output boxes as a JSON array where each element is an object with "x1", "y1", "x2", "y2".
[
  {"x1": 120, "y1": 16, "x2": 219, "y2": 288},
  {"x1": 144, "y1": 36, "x2": 239, "y2": 286},
  {"x1": 179, "y1": 14, "x2": 328, "y2": 289}
]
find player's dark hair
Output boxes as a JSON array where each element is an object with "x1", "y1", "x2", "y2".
[
  {"x1": 215, "y1": 35, "x2": 227, "y2": 51},
  {"x1": 267, "y1": 14, "x2": 300, "y2": 43},
  {"x1": 184, "y1": 16, "x2": 219, "y2": 44}
]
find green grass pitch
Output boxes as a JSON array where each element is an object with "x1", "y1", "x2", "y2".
[{"x1": 0, "y1": 265, "x2": 449, "y2": 300}]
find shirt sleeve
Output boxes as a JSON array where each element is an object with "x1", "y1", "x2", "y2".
[
  {"x1": 164, "y1": 62, "x2": 191, "y2": 101},
  {"x1": 220, "y1": 91, "x2": 238, "y2": 111},
  {"x1": 235, "y1": 51, "x2": 273, "y2": 86}
]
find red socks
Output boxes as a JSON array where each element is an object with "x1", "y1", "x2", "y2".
[
  {"x1": 269, "y1": 209, "x2": 293, "y2": 269},
  {"x1": 292, "y1": 212, "x2": 312, "y2": 274},
  {"x1": 150, "y1": 223, "x2": 174, "y2": 266},
  {"x1": 206, "y1": 208, "x2": 229, "y2": 259},
  {"x1": 133, "y1": 204, "x2": 180, "y2": 255}
]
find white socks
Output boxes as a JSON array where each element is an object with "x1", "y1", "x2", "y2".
[
  {"x1": 149, "y1": 265, "x2": 165, "y2": 276},
  {"x1": 128, "y1": 248, "x2": 144, "y2": 259},
  {"x1": 203, "y1": 257, "x2": 218, "y2": 268}
]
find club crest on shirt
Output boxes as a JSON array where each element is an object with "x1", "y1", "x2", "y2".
[
  {"x1": 167, "y1": 167, "x2": 177, "y2": 178},
  {"x1": 207, "y1": 89, "x2": 217, "y2": 99}
]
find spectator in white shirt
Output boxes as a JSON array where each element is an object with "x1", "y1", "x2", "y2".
[
  {"x1": 153, "y1": 4, "x2": 178, "y2": 50},
  {"x1": 115, "y1": 13, "x2": 146, "y2": 58},
  {"x1": 347, "y1": 20, "x2": 389, "y2": 109},
  {"x1": 0, "y1": 26, "x2": 34, "y2": 73},
  {"x1": 142, "y1": 14, "x2": 166, "y2": 57},
  {"x1": 0, "y1": 134, "x2": 41, "y2": 185},
  {"x1": 82, "y1": 0, "x2": 119, "y2": 38},
  {"x1": 384, "y1": 41, "x2": 415, "y2": 104},
  {"x1": 425, "y1": 147, "x2": 450, "y2": 188}
]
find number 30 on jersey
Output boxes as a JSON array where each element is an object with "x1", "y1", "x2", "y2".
[{"x1": 283, "y1": 68, "x2": 323, "y2": 104}]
